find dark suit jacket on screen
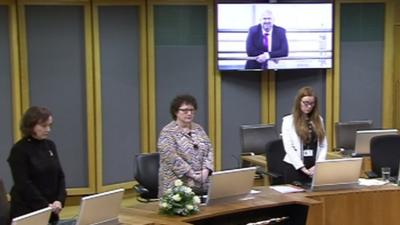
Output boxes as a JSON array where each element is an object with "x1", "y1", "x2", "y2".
[{"x1": 245, "y1": 24, "x2": 289, "y2": 69}]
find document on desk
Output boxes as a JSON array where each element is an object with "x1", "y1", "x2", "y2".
[
  {"x1": 358, "y1": 178, "x2": 389, "y2": 186},
  {"x1": 269, "y1": 185, "x2": 305, "y2": 193}
]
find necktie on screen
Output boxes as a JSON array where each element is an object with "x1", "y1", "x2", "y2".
[{"x1": 263, "y1": 33, "x2": 269, "y2": 51}]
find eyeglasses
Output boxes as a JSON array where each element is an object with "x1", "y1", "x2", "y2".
[
  {"x1": 301, "y1": 101, "x2": 315, "y2": 107},
  {"x1": 178, "y1": 108, "x2": 196, "y2": 113}
]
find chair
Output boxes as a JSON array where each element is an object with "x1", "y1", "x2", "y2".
[
  {"x1": 369, "y1": 134, "x2": 400, "y2": 178},
  {"x1": 240, "y1": 124, "x2": 279, "y2": 178},
  {"x1": 335, "y1": 120, "x2": 373, "y2": 150},
  {"x1": 240, "y1": 124, "x2": 279, "y2": 156},
  {"x1": 0, "y1": 178, "x2": 10, "y2": 225},
  {"x1": 133, "y1": 153, "x2": 159, "y2": 202},
  {"x1": 265, "y1": 139, "x2": 287, "y2": 185}
]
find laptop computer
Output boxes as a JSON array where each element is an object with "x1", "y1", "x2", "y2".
[
  {"x1": 205, "y1": 167, "x2": 256, "y2": 205},
  {"x1": 340, "y1": 129, "x2": 398, "y2": 157},
  {"x1": 309, "y1": 158, "x2": 363, "y2": 191},
  {"x1": 11, "y1": 207, "x2": 52, "y2": 225},
  {"x1": 73, "y1": 188, "x2": 124, "y2": 225},
  {"x1": 352, "y1": 129, "x2": 399, "y2": 156}
]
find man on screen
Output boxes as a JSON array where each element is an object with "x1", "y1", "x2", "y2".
[{"x1": 245, "y1": 10, "x2": 289, "y2": 70}]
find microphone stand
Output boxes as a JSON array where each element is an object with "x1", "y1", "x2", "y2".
[
  {"x1": 200, "y1": 148, "x2": 206, "y2": 203},
  {"x1": 192, "y1": 131, "x2": 205, "y2": 203}
]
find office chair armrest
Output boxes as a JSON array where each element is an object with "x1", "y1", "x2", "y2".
[
  {"x1": 265, "y1": 171, "x2": 283, "y2": 179},
  {"x1": 332, "y1": 147, "x2": 345, "y2": 152},
  {"x1": 240, "y1": 152, "x2": 255, "y2": 156}
]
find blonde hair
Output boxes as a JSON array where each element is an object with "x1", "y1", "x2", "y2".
[{"x1": 292, "y1": 87, "x2": 325, "y2": 143}]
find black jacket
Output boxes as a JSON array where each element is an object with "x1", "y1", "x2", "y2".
[{"x1": 8, "y1": 137, "x2": 66, "y2": 223}]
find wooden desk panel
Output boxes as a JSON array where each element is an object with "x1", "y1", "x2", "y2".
[
  {"x1": 120, "y1": 187, "x2": 321, "y2": 225},
  {"x1": 295, "y1": 185, "x2": 400, "y2": 225},
  {"x1": 119, "y1": 185, "x2": 400, "y2": 225}
]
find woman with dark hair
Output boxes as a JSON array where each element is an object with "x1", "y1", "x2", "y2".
[
  {"x1": 158, "y1": 94, "x2": 214, "y2": 197},
  {"x1": 281, "y1": 87, "x2": 327, "y2": 184},
  {"x1": 8, "y1": 106, "x2": 66, "y2": 225}
]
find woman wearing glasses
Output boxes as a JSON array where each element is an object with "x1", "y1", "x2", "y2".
[
  {"x1": 158, "y1": 94, "x2": 214, "y2": 197},
  {"x1": 281, "y1": 87, "x2": 327, "y2": 184}
]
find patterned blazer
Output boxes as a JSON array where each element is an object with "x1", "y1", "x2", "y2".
[{"x1": 158, "y1": 121, "x2": 214, "y2": 197}]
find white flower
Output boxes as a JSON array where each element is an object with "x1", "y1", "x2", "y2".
[
  {"x1": 193, "y1": 196, "x2": 201, "y2": 204},
  {"x1": 172, "y1": 194, "x2": 182, "y2": 201},
  {"x1": 160, "y1": 202, "x2": 169, "y2": 208},
  {"x1": 183, "y1": 186, "x2": 192, "y2": 193},
  {"x1": 159, "y1": 181, "x2": 201, "y2": 216},
  {"x1": 165, "y1": 188, "x2": 172, "y2": 194},
  {"x1": 174, "y1": 179, "x2": 183, "y2": 187}
]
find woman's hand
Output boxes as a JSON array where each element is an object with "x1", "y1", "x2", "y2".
[
  {"x1": 308, "y1": 166, "x2": 315, "y2": 176},
  {"x1": 187, "y1": 170, "x2": 201, "y2": 182},
  {"x1": 49, "y1": 201, "x2": 63, "y2": 214},
  {"x1": 300, "y1": 167, "x2": 313, "y2": 177},
  {"x1": 200, "y1": 169, "x2": 209, "y2": 183},
  {"x1": 187, "y1": 169, "x2": 209, "y2": 183}
]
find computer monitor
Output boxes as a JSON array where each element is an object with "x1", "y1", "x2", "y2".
[
  {"x1": 75, "y1": 188, "x2": 124, "y2": 225},
  {"x1": 335, "y1": 120, "x2": 373, "y2": 150},
  {"x1": 11, "y1": 207, "x2": 52, "y2": 225},
  {"x1": 311, "y1": 158, "x2": 363, "y2": 191},
  {"x1": 354, "y1": 129, "x2": 399, "y2": 155},
  {"x1": 206, "y1": 167, "x2": 256, "y2": 205}
]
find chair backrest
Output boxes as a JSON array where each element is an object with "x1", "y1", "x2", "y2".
[
  {"x1": 0, "y1": 178, "x2": 10, "y2": 225},
  {"x1": 134, "y1": 153, "x2": 160, "y2": 199},
  {"x1": 240, "y1": 124, "x2": 279, "y2": 155},
  {"x1": 265, "y1": 139, "x2": 286, "y2": 185},
  {"x1": 370, "y1": 134, "x2": 400, "y2": 177},
  {"x1": 335, "y1": 120, "x2": 373, "y2": 149}
]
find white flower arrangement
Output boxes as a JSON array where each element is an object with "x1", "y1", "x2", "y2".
[{"x1": 159, "y1": 179, "x2": 201, "y2": 216}]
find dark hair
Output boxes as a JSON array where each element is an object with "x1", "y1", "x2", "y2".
[
  {"x1": 170, "y1": 94, "x2": 198, "y2": 120},
  {"x1": 20, "y1": 106, "x2": 52, "y2": 137}
]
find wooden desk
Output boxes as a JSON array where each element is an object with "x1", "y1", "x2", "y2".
[
  {"x1": 295, "y1": 185, "x2": 400, "y2": 225},
  {"x1": 241, "y1": 152, "x2": 358, "y2": 167},
  {"x1": 119, "y1": 185, "x2": 400, "y2": 225},
  {"x1": 241, "y1": 152, "x2": 372, "y2": 177},
  {"x1": 240, "y1": 154, "x2": 267, "y2": 167},
  {"x1": 119, "y1": 187, "x2": 321, "y2": 225}
]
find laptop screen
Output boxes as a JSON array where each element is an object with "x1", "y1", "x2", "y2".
[
  {"x1": 75, "y1": 188, "x2": 124, "y2": 225},
  {"x1": 11, "y1": 207, "x2": 52, "y2": 225},
  {"x1": 312, "y1": 158, "x2": 362, "y2": 190},
  {"x1": 354, "y1": 129, "x2": 399, "y2": 155},
  {"x1": 206, "y1": 167, "x2": 256, "y2": 205}
]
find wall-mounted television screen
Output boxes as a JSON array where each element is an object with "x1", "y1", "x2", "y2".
[{"x1": 217, "y1": 3, "x2": 333, "y2": 71}]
